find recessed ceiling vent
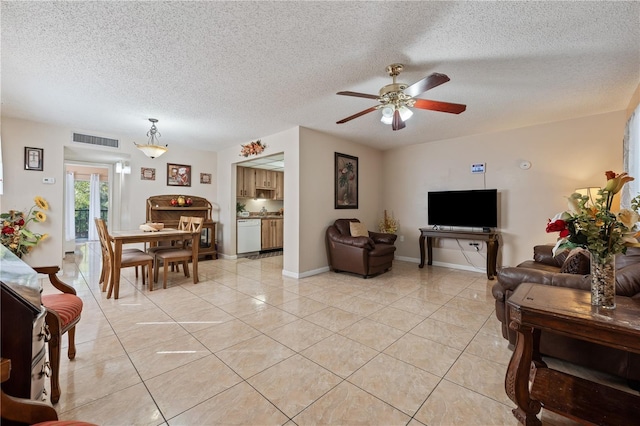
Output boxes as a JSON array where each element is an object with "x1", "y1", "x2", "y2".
[{"x1": 72, "y1": 132, "x2": 119, "y2": 148}]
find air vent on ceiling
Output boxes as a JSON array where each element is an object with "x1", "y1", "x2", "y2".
[{"x1": 72, "y1": 133, "x2": 119, "y2": 148}]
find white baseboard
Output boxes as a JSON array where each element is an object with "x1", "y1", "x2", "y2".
[
  {"x1": 217, "y1": 253, "x2": 237, "y2": 260},
  {"x1": 282, "y1": 266, "x2": 330, "y2": 279},
  {"x1": 395, "y1": 256, "x2": 486, "y2": 274}
]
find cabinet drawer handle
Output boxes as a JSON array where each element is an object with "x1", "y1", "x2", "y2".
[
  {"x1": 40, "y1": 361, "x2": 51, "y2": 378},
  {"x1": 38, "y1": 324, "x2": 52, "y2": 342}
]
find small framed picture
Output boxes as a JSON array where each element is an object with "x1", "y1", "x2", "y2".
[
  {"x1": 141, "y1": 167, "x2": 156, "y2": 181},
  {"x1": 167, "y1": 163, "x2": 191, "y2": 186},
  {"x1": 24, "y1": 147, "x2": 44, "y2": 171},
  {"x1": 200, "y1": 173, "x2": 212, "y2": 184}
]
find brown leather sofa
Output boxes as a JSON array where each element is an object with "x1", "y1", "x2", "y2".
[
  {"x1": 492, "y1": 245, "x2": 640, "y2": 387},
  {"x1": 326, "y1": 219, "x2": 397, "y2": 278}
]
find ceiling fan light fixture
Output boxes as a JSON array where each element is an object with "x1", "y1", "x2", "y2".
[
  {"x1": 134, "y1": 118, "x2": 168, "y2": 159},
  {"x1": 398, "y1": 106, "x2": 413, "y2": 121},
  {"x1": 381, "y1": 105, "x2": 395, "y2": 124}
]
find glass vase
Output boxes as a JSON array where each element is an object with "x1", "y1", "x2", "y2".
[{"x1": 590, "y1": 252, "x2": 616, "y2": 309}]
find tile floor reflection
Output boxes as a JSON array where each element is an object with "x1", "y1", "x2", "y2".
[{"x1": 40, "y1": 242, "x2": 598, "y2": 425}]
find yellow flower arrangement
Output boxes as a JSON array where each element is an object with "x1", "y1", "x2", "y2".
[
  {"x1": 379, "y1": 210, "x2": 398, "y2": 234},
  {"x1": 1, "y1": 196, "x2": 50, "y2": 258}
]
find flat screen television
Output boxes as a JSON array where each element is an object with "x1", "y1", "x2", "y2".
[{"x1": 428, "y1": 189, "x2": 498, "y2": 229}]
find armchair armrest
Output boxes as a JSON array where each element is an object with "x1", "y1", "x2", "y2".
[
  {"x1": 33, "y1": 266, "x2": 77, "y2": 295},
  {"x1": 369, "y1": 231, "x2": 397, "y2": 245}
]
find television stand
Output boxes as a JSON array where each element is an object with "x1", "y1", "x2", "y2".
[{"x1": 418, "y1": 228, "x2": 499, "y2": 280}]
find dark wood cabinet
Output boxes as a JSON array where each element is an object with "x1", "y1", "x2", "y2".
[
  {"x1": 146, "y1": 195, "x2": 217, "y2": 259},
  {"x1": 0, "y1": 246, "x2": 48, "y2": 401}
]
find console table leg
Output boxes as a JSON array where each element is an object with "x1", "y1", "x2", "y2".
[
  {"x1": 506, "y1": 317, "x2": 542, "y2": 426},
  {"x1": 487, "y1": 239, "x2": 498, "y2": 280},
  {"x1": 418, "y1": 234, "x2": 426, "y2": 268}
]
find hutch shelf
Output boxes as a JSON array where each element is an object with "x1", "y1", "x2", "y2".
[{"x1": 146, "y1": 195, "x2": 217, "y2": 259}]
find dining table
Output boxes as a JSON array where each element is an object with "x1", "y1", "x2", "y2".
[{"x1": 108, "y1": 228, "x2": 200, "y2": 299}]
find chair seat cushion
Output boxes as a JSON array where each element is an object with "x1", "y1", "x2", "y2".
[{"x1": 41, "y1": 294, "x2": 83, "y2": 327}]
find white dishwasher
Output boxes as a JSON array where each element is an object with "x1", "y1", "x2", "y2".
[{"x1": 237, "y1": 219, "x2": 262, "y2": 254}]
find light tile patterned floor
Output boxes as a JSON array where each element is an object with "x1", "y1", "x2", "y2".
[{"x1": 41, "y1": 242, "x2": 597, "y2": 425}]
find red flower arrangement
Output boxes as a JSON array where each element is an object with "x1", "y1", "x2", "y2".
[{"x1": 240, "y1": 140, "x2": 267, "y2": 157}]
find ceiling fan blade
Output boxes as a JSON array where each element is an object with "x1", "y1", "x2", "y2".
[
  {"x1": 336, "y1": 106, "x2": 378, "y2": 124},
  {"x1": 404, "y1": 73, "x2": 450, "y2": 98},
  {"x1": 413, "y1": 99, "x2": 467, "y2": 114},
  {"x1": 392, "y1": 109, "x2": 406, "y2": 131},
  {"x1": 336, "y1": 91, "x2": 379, "y2": 100}
]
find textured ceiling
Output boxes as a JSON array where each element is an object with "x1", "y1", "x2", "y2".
[{"x1": 2, "y1": 1, "x2": 639, "y2": 152}]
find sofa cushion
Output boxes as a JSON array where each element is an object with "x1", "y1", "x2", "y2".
[
  {"x1": 349, "y1": 221, "x2": 368, "y2": 237},
  {"x1": 559, "y1": 248, "x2": 591, "y2": 275}
]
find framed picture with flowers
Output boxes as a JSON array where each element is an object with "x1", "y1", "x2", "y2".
[
  {"x1": 335, "y1": 152, "x2": 358, "y2": 209},
  {"x1": 24, "y1": 147, "x2": 44, "y2": 171}
]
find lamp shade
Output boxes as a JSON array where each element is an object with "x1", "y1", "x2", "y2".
[
  {"x1": 381, "y1": 106, "x2": 395, "y2": 124},
  {"x1": 136, "y1": 144, "x2": 167, "y2": 159}
]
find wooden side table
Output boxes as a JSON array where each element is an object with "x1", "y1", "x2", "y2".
[
  {"x1": 418, "y1": 228, "x2": 499, "y2": 279},
  {"x1": 506, "y1": 283, "x2": 640, "y2": 425}
]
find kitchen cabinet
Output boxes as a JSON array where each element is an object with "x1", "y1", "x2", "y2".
[
  {"x1": 274, "y1": 171, "x2": 284, "y2": 200},
  {"x1": 237, "y1": 166, "x2": 256, "y2": 198},
  {"x1": 146, "y1": 195, "x2": 217, "y2": 259},
  {"x1": 255, "y1": 169, "x2": 275, "y2": 190},
  {"x1": 261, "y1": 218, "x2": 283, "y2": 250}
]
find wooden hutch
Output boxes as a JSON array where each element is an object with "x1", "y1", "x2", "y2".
[{"x1": 146, "y1": 195, "x2": 217, "y2": 259}]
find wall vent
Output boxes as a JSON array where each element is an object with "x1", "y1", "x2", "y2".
[{"x1": 72, "y1": 133, "x2": 119, "y2": 148}]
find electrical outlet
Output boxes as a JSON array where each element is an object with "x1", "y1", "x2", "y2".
[{"x1": 399, "y1": 235, "x2": 405, "y2": 242}]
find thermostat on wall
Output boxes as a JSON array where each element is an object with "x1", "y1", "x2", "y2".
[
  {"x1": 43, "y1": 177, "x2": 55, "y2": 184},
  {"x1": 471, "y1": 163, "x2": 485, "y2": 174}
]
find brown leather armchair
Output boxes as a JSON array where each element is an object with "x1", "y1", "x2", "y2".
[
  {"x1": 492, "y1": 245, "x2": 640, "y2": 388},
  {"x1": 326, "y1": 219, "x2": 397, "y2": 278}
]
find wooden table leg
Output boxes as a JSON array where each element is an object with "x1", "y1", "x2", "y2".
[
  {"x1": 426, "y1": 236, "x2": 433, "y2": 266},
  {"x1": 419, "y1": 233, "x2": 426, "y2": 268},
  {"x1": 506, "y1": 312, "x2": 542, "y2": 425},
  {"x1": 191, "y1": 233, "x2": 199, "y2": 284}
]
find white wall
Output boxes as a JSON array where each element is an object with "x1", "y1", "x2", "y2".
[
  {"x1": 299, "y1": 127, "x2": 383, "y2": 273},
  {"x1": 1, "y1": 116, "x2": 218, "y2": 267},
  {"x1": 382, "y1": 110, "x2": 626, "y2": 271}
]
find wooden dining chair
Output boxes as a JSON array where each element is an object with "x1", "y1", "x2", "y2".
[
  {"x1": 147, "y1": 215, "x2": 191, "y2": 272},
  {"x1": 154, "y1": 217, "x2": 203, "y2": 289},
  {"x1": 94, "y1": 219, "x2": 154, "y2": 296},
  {"x1": 36, "y1": 266, "x2": 83, "y2": 405},
  {"x1": 95, "y1": 219, "x2": 142, "y2": 291}
]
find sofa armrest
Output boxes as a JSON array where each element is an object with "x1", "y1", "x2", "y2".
[
  {"x1": 369, "y1": 231, "x2": 397, "y2": 245},
  {"x1": 533, "y1": 245, "x2": 565, "y2": 267},
  {"x1": 497, "y1": 267, "x2": 591, "y2": 293}
]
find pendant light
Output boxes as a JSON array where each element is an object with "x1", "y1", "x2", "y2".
[{"x1": 134, "y1": 118, "x2": 168, "y2": 159}]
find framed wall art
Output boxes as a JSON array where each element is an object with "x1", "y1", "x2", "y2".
[
  {"x1": 141, "y1": 167, "x2": 156, "y2": 181},
  {"x1": 200, "y1": 173, "x2": 212, "y2": 184},
  {"x1": 24, "y1": 147, "x2": 44, "y2": 171},
  {"x1": 335, "y1": 152, "x2": 358, "y2": 209},
  {"x1": 167, "y1": 163, "x2": 191, "y2": 187}
]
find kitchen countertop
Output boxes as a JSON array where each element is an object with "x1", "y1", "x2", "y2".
[{"x1": 237, "y1": 215, "x2": 283, "y2": 219}]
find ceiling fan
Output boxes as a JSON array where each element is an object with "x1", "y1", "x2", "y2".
[{"x1": 336, "y1": 63, "x2": 466, "y2": 131}]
